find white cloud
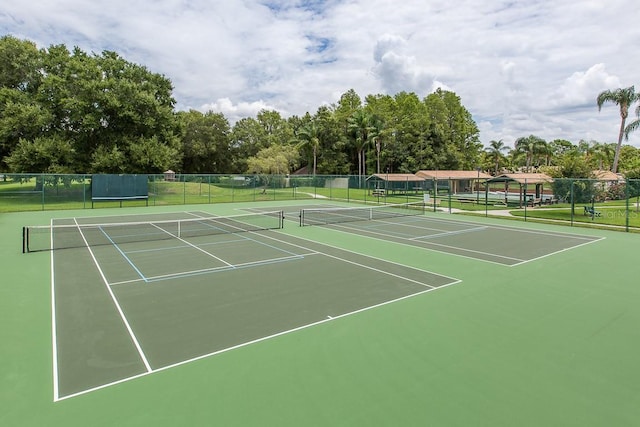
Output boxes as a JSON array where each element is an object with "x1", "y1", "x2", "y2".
[
  {"x1": 2, "y1": 0, "x2": 640, "y2": 147},
  {"x1": 552, "y1": 64, "x2": 622, "y2": 109},
  {"x1": 371, "y1": 34, "x2": 450, "y2": 96},
  {"x1": 199, "y1": 98, "x2": 281, "y2": 124}
]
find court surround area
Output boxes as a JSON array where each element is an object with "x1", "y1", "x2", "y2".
[{"x1": 3, "y1": 199, "x2": 639, "y2": 426}]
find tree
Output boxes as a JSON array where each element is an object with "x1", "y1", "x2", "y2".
[
  {"x1": 347, "y1": 109, "x2": 377, "y2": 183},
  {"x1": 257, "y1": 109, "x2": 294, "y2": 148},
  {"x1": 485, "y1": 140, "x2": 508, "y2": 174},
  {"x1": 311, "y1": 106, "x2": 349, "y2": 174},
  {"x1": 0, "y1": 41, "x2": 181, "y2": 173},
  {"x1": 597, "y1": 86, "x2": 640, "y2": 173},
  {"x1": 0, "y1": 35, "x2": 41, "y2": 92},
  {"x1": 617, "y1": 145, "x2": 640, "y2": 173},
  {"x1": 624, "y1": 104, "x2": 640, "y2": 142},
  {"x1": 6, "y1": 136, "x2": 75, "y2": 173},
  {"x1": 370, "y1": 116, "x2": 385, "y2": 174},
  {"x1": 548, "y1": 150, "x2": 595, "y2": 205},
  {"x1": 514, "y1": 135, "x2": 546, "y2": 172},
  {"x1": 588, "y1": 141, "x2": 615, "y2": 171},
  {"x1": 230, "y1": 117, "x2": 267, "y2": 173},
  {"x1": 433, "y1": 89, "x2": 481, "y2": 169},
  {"x1": 0, "y1": 36, "x2": 48, "y2": 170},
  {"x1": 387, "y1": 91, "x2": 431, "y2": 172},
  {"x1": 296, "y1": 119, "x2": 321, "y2": 175},
  {"x1": 178, "y1": 110, "x2": 231, "y2": 173},
  {"x1": 246, "y1": 144, "x2": 299, "y2": 175}
]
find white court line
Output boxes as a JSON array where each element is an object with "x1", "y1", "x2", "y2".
[
  {"x1": 409, "y1": 226, "x2": 488, "y2": 241},
  {"x1": 54, "y1": 217, "x2": 461, "y2": 401},
  {"x1": 410, "y1": 214, "x2": 603, "y2": 241},
  {"x1": 327, "y1": 223, "x2": 525, "y2": 264},
  {"x1": 123, "y1": 237, "x2": 249, "y2": 255},
  {"x1": 70, "y1": 218, "x2": 152, "y2": 379},
  {"x1": 509, "y1": 236, "x2": 605, "y2": 266},
  {"x1": 150, "y1": 223, "x2": 233, "y2": 267},
  {"x1": 98, "y1": 227, "x2": 148, "y2": 282},
  {"x1": 254, "y1": 231, "x2": 459, "y2": 288},
  {"x1": 108, "y1": 253, "x2": 316, "y2": 285},
  {"x1": 55, "y1": 277, "x2": 462, "y2": 402},
  {"x1": 50, "y1": 219, "x2": 59, "y2": 401}
]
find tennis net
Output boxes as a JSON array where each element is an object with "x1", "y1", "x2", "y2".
[
  {"x1": 22, "y1": 211, "x2": 284, "y2": 253},
  {"x1": 299, "y1": 202, "x2": 425, "y2": 226}
]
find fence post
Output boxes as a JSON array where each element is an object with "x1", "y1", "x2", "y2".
[
  {"x1": 625, "y1": 178, "x2": 630, "y2": 232},
  {"x1": 570, "y1": 179, "x2": 574, "y2": 226},
  {"x1": 41, "y1": 174, "x2": 45, "y2": 210}
]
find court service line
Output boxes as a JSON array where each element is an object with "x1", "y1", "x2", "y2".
[
  {"x1": 145, "y1": 254, "x2": 311, "y2": 283},
  {"x1": 409, "y1": 226, "x2": 488, "y2": 241},
  {"x1": 257, "y1": 231, "x2": 459, "y2": 288},
  {"x1": 108, "y1": 252, "x2": 318, "y2": 286},
  {"x1": 509, "y1": 236, "x2": 605, "y2": 266},
  {"x1": 185, "y1": 211, "x2": 307, "y2": 259},
  {"x1": 123, "y1": 237, "x2": 249, "y2": 255},
  {"x1": 70, "y1": 218, "x2": 152, "y2": 379},
  {"x1": 98, "y1": 227, "x2": 148, "y2": 282},
  {"x1": 150, "y1": 223, "x2": 234, "y2": 267}
]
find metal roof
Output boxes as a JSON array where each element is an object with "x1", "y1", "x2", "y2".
[
  {"x1": 416, "y1": 170, "x2": 493, "y2": 180},
  {"x1": 487, "y1": 173, "x2": 553, "y2": 184}
]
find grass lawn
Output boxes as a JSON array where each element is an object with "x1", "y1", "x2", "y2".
[{"x1": 510, "y1": 203, "x2": 640, "y2": 230}]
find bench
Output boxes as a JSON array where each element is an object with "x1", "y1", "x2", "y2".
[
  {"x1": 91, "y1": 196, "x2": 149, "y2": 208},
  {"x1": 583, "y1": 206, "x2": 601, "y2": 217},
  {"x1": 457, "y1": 198, "x2": 476, "y2": 204},
  {"x1": 371, "y1": 189, "x2": 386, "y2": 197},
  {"x1": 528, "y1": 197, "x2": 542, "y2": 207}
]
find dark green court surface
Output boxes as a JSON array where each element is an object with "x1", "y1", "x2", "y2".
[
  {"x1": 299, "y1": 213, "x2": 602, "y2": 265},
  {"x1": 50, "y1": 211, "x2": 456, "y2": 399}
]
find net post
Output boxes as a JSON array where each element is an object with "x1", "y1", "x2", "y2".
[{"x1": 22, "y1": 227, "x2": 27, "y2": 253}]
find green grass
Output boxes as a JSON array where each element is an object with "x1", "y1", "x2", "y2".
[
  {"x1": 510, "y1": 203, "x2": 640, "y2": 229},
  {"x1": 4, "y1": 179, "x2": 640, "y2": 234}
]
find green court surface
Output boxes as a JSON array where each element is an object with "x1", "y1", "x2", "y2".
[{"x1": 2, "y1": 200, "x2": 640, "y2": 426}]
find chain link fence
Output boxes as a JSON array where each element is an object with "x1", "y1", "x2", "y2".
[{"x1": 2, "y1": 173, "x2": 639, "y2": 232}]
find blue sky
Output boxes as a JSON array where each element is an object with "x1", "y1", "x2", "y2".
[{"x1": 2, "y1": 0, "x2": 640, "y2": 147}]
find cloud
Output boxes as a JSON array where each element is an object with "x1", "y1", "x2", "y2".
[
  {"x1": 200, "y1": 98, "x2": 281, "y2": 124},
  {"x1": 2, "y1": 0, "x2": 640, "y2": 147},
  {"x1": 552, "y1": 64, "x2": 622, "y2": 109},
  {"x1": 371, "y1": 34, "x2": 439, "y2": 96}
]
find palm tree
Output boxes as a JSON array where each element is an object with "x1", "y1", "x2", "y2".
[
  {"x1": 597, "y1": 86, "x2": 640, "y2": 173},
  {"x1": 297, "y1": 121, "x2": 321, "y2": 175},
  {"x1": 485, "y1": 139, "x2": 508, "y2": 174},
  {"x1": 590, "y1": 142, "x2": 615, "y2": 171},
  {"x1": 624, "y1": 104, "x2": 640, "y2": 142},
  {"x1": 514, "y1": 135, "x2": 546, "y2": 172},
  {"x1": 347, "y1": 110, "x2": 377, "y2": 184},
  {"x1": 370, "y1": 116, "x2": 385, "y2": 174}
]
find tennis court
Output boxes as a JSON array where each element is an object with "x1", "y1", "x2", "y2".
[
  {"x1": 295, "y1": 203, "x2": 603, "y2": 265},
  {"x1": 4, "y1": 200, "x2": 640, "y2": 426},
  {"x1": 38, "y1": 210, "x2": 457, "y2": 400}
]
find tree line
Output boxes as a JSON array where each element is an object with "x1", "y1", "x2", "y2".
[{"x1": 2, "y1": 35, "x2": 640, "y2": 180}]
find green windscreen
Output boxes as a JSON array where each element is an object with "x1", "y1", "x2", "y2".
[{"x1": 91, "y1": 174, "x2": 148, "y2": 199}]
